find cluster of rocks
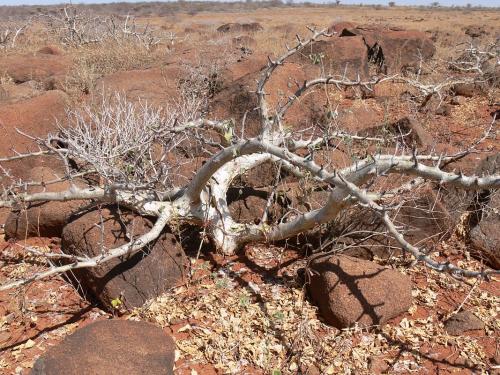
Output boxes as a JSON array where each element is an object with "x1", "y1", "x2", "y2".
[
  {"x1": 0, "y1": 20, "x2": 497, "y2": 331},
  {"x1": 0, "y1": 20, "x2": 496, "y2": 374}
]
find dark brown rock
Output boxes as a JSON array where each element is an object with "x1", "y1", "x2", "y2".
[
  {"x1": 36, "y1": 45, "x2": 64, "y2": 56},
  {"x1": 464, "y1": 26, "x2": 487, "y2": 38},
  {"x1": 217, "y1": 22, "x2": 263, "y2": 33},
  {"x1": 444, "y1": 311, "x2": 484, "y2": 336},
  {"x1": 308, "y1": 254, "x2": 412, "y2": 328},
  {"x1": 61, "y1": 207, "x2": 186, "y2": 310},
  {"x1": 339, "y1": 25, "x2": 435, "y2": 74},
  {"x1": 452, "y1": 82, "x2": 488, "y2": 97},
  {"x1": 320, "y1": 178, "x2": 468, "y2": 261},
  {"x1": 470, "y1": 217, "x2": 499, "y2": 269},
  {"x1": 290, "y1": 36, "x2": 368, "y2": 80},
  {"x1": 31, "y1": 319, "x2": 175, "y2": 375},
  {"x1": 236, "y1": 159, "x2": 282, "y2": 188},
  {"x1": 4, "y1": 167, "x2": 88, "y2": 240},
  {"x1": 289, "y1": 36, "x2": 370, "y2": 79},
  {"x1": 210, "y1": 62, "x2": 323, "y2": 137},
  {"x1": 227, "y1": 186, "x2": 287, "y2": 224},
  {"x1": 468, "y1": 153, "x2": 499, "y2": 269}
]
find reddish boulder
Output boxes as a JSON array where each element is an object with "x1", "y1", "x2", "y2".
[
  {"x1": 469, "y1": 205, "x2": 499, "y2": 269},
  {"x1": 0, "y1": 51, "x2": 71, "y2": 87},
  {"x1": 61, "y1": 206, "x2": 186, "y2": 310},
  {"x1": 308, "y1": 254, "x2": 412, "y2": 328},
  {"x1": 0, "y1": 90, "x2": 69, "y2": 181},
  {"x1": 210, "y1": 62, "x2": 323, "y2": 137},
  {"x1": 223, "y1": 52, "x2": 268, "y2": 83},
  {"x1": 31, "y1": 320, "x2": 175, "y2": 375},
  {"x1": 4, "y1": 166, "x2": 88, "y2": 240},
  {"x1": 228, "y1": 189, "x2": 269, "y2": 224},
  {"x1": 336, "y1": 103, "x2": 385, "y2": 132},
  {"x1": 289, "y1": 36, "x2": 369, "y2": 79},
  {"x1": 0, "y1": 81, "x2": 40, "y2": 105},
  {"x1": 339, "y1": 25, "x2": 435, "y2": 73},
  {"x1": 164, "y1": 154, "x2": 205, "y2": 187},
  {"x1": 94, "y1": 66, "x2": 181, "y2": 109},
  {"x1": 232, "y1": 159, "x2": 283, "y2": 188}
]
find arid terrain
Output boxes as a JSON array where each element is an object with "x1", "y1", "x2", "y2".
[{"x1": 0, "y1": 2, "x2": 499, "y2": 374}]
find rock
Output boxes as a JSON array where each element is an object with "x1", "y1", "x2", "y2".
[
  {"x1": 61, "y1": 206, "x2": 186, "y2": 310},
  {"x1": 4, "y1": 167, "x2": 88, "y2": 240},
  {"x1": 36, "y1": 45, "x2": 64, "y2": 56},
  {"x1": 0, "y1": 51, "x2": 71, "y2": 87},
  {"x1": 308, "y1": 254, "x2": 412, "y2": 328},
  {"x1": 217, "y1": 22, "x2": 263, "y2": 33},
  {"x1": 465, "y1": 26, "x2": 487, "y2": 38},
  {"x1": 0, "y1": 81, "x2": 40, "y2": 104},
  {"x1": 451, "y1": 82, "x2": 488, "y2": 97},
  {"x1": 228, "y1": 190, "x2": 269, "y2": 224},
  {"x1": 95, "y1": 66, "x2": 181, "y2": 109},
  {"x1": 339, "y1": 25, "x2": 435, "y2": 74},
  {"x1": 333, "y1": 181, "x2": 468, "y2": 260},
  {"x1": 470, "y1": 217, "x2": 500, "y2": 269},
  {"x1": 223, "y1": 52, "x2": 268, "y2": 82},
  {"x1": 31, "y1": 319, "x2": 175, "y2": 375},
  {"x1": 444, "y1": 311, "x2": 484, "y2": 336},
  {"x1": 0, "y1": 90, "x2": 69, "y2": 182},
  {"x1": 289, "y1": 36, "x2": 370, "y2": 79},
  {"x1": 359, "y1": 116, "x2": 432, "y2": 148},
  {"x1": 227, "y1": 186, "x2": 287, "y2": 224},
  {"x1": 234, "y1": 159, "x2": 283, "y2": 188},
  {"x1": 210, "y1": 62, "x2": 323, "y2": 137},
  {"x1": 468, "y1": 153, "x2": 500, "y2": 269},
  {"x1": 491, "y1": 108, "x2": 500, "y2": 120},
  {"x1": 369, "y1": 356, "x2": 390, "y2": 373},
  {"x1": 336, "y1": 104, "x2": 384, "y2": 133},
  {"x1": 164, "y1": 155, "x2": 205, "y2": 188},
  {"x1": 435, "y1": 104, "x2": 452, "y2": 117}
]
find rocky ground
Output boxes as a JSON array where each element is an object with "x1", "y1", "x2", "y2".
[
  {"x1": 0, "y1": 235, "x2": 498, "y2": 374},
  {"x1": 0, "y1": 3, "x2": 499, "y2": 375}
]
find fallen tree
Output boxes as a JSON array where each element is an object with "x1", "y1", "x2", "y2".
[{"x1": 1, "y1": 28, "x2": 499, "y2": 292}]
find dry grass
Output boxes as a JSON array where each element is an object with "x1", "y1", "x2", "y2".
[{"x1": 63, "y1": 41, "x2": 171, "y2": 96}]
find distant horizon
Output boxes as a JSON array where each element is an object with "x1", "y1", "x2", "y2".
[{"x1": 0, "y1": 0, "x2": 499, "y2": 7}]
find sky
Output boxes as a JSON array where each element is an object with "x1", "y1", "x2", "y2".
[{"x1": 0, "y1": 0, "x2": 499, "y2": 8}]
